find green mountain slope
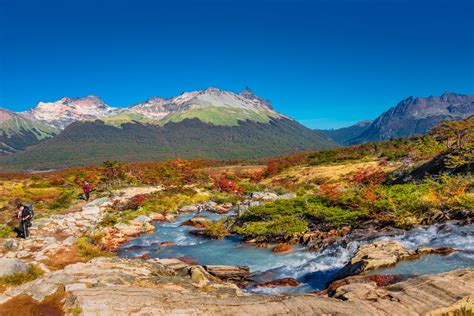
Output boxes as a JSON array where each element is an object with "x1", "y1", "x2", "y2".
[
  {"x1": 0, "y1": 118, "x2": 335, "y2": 170},
  {"x1": 0, "y1": 108, "x2": 57, "y2": 154}
]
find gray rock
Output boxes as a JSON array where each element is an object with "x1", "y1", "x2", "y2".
[
  {"x1": 65, "y1": 283, "x2": 87, "y2": 292},
  {"x1": 251, "y1": 192, "x2": 279, "y2": 201},
  {"x1": 0, "y1": 258, "x2": 30, "y2": 277},
  {"x1": 63, "y1": 236, "x2": 77, "y2": 246},
  {"x1": 180, "y1": 205, "x2": 198, "y2": 213},
  {"x1": 3, "y1": 239, "x2": 18, "y2": 250},
  {"x1": 278, "y1": 193, "x2": 297, "y2": 199},
  {"x1": 132, "y1": 215, "x2": 151, "y2": 224}
]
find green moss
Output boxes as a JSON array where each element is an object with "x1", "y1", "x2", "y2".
[{"x1": 0, "y1": 264, "x2": 44, "y2": 286}]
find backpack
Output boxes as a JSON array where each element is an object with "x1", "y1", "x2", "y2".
[{"x1": 23, "y1": 204, "x2": 34, "y2": 220}]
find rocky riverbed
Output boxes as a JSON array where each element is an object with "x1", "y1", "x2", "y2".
[{"x1": 0, "y1": 189, "x2": 472, "y2": 315}]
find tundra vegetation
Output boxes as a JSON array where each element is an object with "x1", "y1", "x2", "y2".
[{"x1": 0, "y1": 117, "x2": 471, "y2": 245}]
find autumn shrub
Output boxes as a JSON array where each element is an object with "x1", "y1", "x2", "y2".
[
  {"x1": 317, "y1": 183, "x2": 343, "y2": 201},
  {"x1": 349, "y1": 167, "x2": 386, "y2": 186},
  {"x1": 202, "y1": 220, "x2": 228, "y2": 239},
  {"x1": 214, "y1": 176, "x2": 243, "y2": 194}
]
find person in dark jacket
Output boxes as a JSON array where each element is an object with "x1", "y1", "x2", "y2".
[
  {"x1": 82, "y1": 180, "x2": 92, "y2": 201},
  {"x1": 17, "y1": 203, "x2": 32, "y2": 238}
]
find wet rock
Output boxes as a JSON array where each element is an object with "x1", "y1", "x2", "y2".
[
  {"x1": 416, "y1": 247, "x2": 455, "y2": 256},
  {"x1": 214, "y1": 204, "x2": 231, "y2": 214},
  {"x1": 254, "y1": 278, "x2": 301, "y2": 288},
  {"x1": 204, "y1": 265, "x2": 250, "y2": 281},
  {"x1": 272, "y1": 243, "x2": 293, "y2": 254},
  {"x1": 333, "y1": 240, "x2": 417, "y2": 282},
  {"x1": 180, "y1": 217, "x2": 210, "y2": 229},
  {"x1": 149, "y1": 213, "x2": 166, "y2": 221},
  {"x1": 180, "y1": 205, "x2": 198, "y2": 213},
  {"x1": 160, "y1": 241, "x2": 175, "y2": 247},
  {"x1": 178, "y1": 256, "x2": 198, "y2": 266},
  {"x1": 0, "y1": 258, "x2": 30, "y2": 277}
]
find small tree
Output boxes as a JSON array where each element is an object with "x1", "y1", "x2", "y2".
[{"x1": 431, "y1": 117, "x2": 474, "y2": 150}]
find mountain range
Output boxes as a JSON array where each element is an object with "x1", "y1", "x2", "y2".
[
  {"x1": 0, "y1": 88, "x2": 333, "y2": 170},
  {"x1": 1, "y1": 89, "x2": 472, "y2": 170},
  {"x1": 319, "y1": 92, "x2": 474, "y2": 145}
]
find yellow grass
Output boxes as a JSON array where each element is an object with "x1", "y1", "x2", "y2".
[{"x1": 264, "y1": 160, "x2": 400, "y2": 184}]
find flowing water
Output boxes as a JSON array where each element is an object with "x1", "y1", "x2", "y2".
[{"x1": 119, "y1": 212, "x2": 474, "y2": 294}]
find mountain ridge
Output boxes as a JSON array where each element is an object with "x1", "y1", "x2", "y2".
[
  {"x1": 23, "y1": 87, "x2": 284, "y2": 129},
  {"x1": 347, "y1": 92, "x2": 474, "y2": 144}
]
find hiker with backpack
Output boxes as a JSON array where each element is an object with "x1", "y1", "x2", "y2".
[
  {"x1": 16, "y1": 203, "x2": 33, "y2": 239},
  {"x1": 82, "y1": 180, "x2": 92, "y2": 201}
]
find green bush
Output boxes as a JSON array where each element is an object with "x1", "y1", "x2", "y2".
[
  {"x1": 0, "y1": 224, "x2": 14, "y2": 238},
  {"x1": 76, "y1": 236, "x2": 110, "y2": 260},
  {"x1": 49, "y1": 190, "x2": 76, "y2": 210},
  {"x1": 374, "y1": 184, "x2": 430, "y2": 216},
  {"x1": 234, "y1": 215, "x2": 308, "y2": 238}
]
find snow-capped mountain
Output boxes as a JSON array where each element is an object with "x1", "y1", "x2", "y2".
[
  {"x1": 128, "y1": 87, "x2": 283, "y2": 124},
  {"x1": 27, "y1": 95, "x2": 123, "y2": 129},
  {"x1": 26, "y1": 88, "x2": 284, "y2": 129}
]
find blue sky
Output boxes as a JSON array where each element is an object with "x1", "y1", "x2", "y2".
[{"x1": 1, "y1": 0, "x2": 473, "y2": 129}]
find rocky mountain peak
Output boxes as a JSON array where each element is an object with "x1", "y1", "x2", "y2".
[{"x1": 239, "y1": 87, "x2": 273, "y2": 109}]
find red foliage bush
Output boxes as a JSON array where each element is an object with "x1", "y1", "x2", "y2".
[
  {"x1": 317, "y1": 183, "x2": 342, "y2": 200},
  {"x1": 350, "y1": 167, "x2": 386, "y2": 186},
  {"x1": 214, "y1": 176, "x2": 243, "y2": 194}
]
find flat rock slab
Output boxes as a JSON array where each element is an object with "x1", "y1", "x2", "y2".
[{"x1": 204, "y1": 265, "x2": 250, "y2": 281}]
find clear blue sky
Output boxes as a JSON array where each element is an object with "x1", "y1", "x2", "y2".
[{"x1": 1, "y1": 0, "x2": 473, "y2": 128}]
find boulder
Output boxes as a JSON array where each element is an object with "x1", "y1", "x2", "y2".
[
  {"x1": 180, "y1": 205, "x2": 199, "y2": 213},
  {"x1": 0, "y1": 258, "x2": 30, "y2": 277},
  {"x1": 180, "y1": 217, "x2": 210, "y2": 229},
  {"x1": 272, "y1": 243, "x2": 294, "y2": 254},
  {"x1": 214, "y1": 205, "x2": 231, "y2": 214},
  {"x1": 251, "y1": 192, "x2": 279, "y2": 202},
  {"x1": 416, "y1": 247, "x2": 455, "y2": 256},
  {"x1": 160, "y1": 241, "x2": 176, "y2": 247},
  {"x1": 204, "y1": 265, "x2": 249, "y2": 281},
  {"x1": 278, "y1": 193, "x2": 297, "y2": 200},
  {"x1": 254, "y1": 278, "x2": 301, "y2": 288},
  {"x1": 149, "y1": 213, "x2": 166, "y2": 221},
  {"x1": 3, "y1": 239, "x2": 18, "y2": 250},
  {"x1": 347, "y1": 240, "x2": 415, "y2": 273}
]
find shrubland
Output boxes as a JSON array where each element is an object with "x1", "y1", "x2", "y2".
[{"x1": 0, "y1": 117, "x2": 471, "y2": 244}]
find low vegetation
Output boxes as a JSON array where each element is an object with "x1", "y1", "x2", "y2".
[
  {"x1": 76, "y1": 236, "x2": 110, "y2": 260},
  {"x1": 0, "y1": 264, "x2": 44, "y2": 287}
]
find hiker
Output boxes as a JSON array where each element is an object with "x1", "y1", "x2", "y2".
[
  {"x1": 17, "y1": 203, "x2": 32, "y2": 239},
  {"x1": 82, "y1": 180, "x2": 92, "y2": 201}
]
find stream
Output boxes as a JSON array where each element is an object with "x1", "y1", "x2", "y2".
[{"x1": 119, "y1": 212, "x2": 474, "y2": 294}]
